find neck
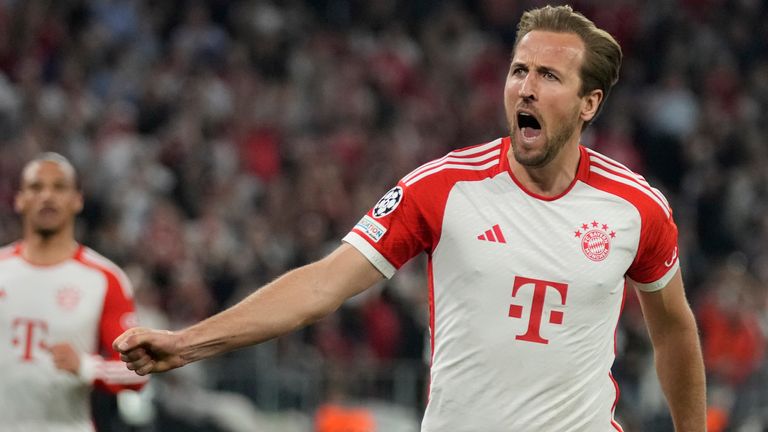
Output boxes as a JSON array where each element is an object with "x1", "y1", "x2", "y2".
[
  {"x1": 508, "y1": 142, "x2": 581, "y2": 197},
  {"x1": 21, "y1": 228, "x2": 78, "y2": 265}
]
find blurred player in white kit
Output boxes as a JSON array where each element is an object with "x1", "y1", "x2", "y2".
[{"x1": 0, "y1": 153, "x2": 147, "y2": 432}]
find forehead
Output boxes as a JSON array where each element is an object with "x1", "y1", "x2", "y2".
[
  {"x1": 21, "y1": 160, "x2": 77, "y2": 186},
  {"x1": 513, "y1": 30, "x2": 585, "y2": 70}
]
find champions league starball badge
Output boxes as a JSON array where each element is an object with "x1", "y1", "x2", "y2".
[{"x1": 372, "y1": 186, "x2": 403, "y2": 218}]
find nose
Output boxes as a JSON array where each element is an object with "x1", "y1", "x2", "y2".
[
  {"x1": 518, "y1": 74, "x2": 537, "y2": 101},
  {"x1": 39, "y1": 185, "x2": 57, "y2": 202}
]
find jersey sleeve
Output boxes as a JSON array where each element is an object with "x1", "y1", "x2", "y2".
[
  {"x1": 343, "y1": 181, "x2": 437, "y2": 278},
  {"x1": 626, "y1": 207, "x2": 680, "y2": 292},
  {"x1": 80, "y1": 268, "x2": 148, "y2": 392}
]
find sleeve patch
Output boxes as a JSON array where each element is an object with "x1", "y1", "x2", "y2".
[
  {"x1": 355, "y1": 215, "x2": 388, "y2": 242},
  {"x1": 372, "y1": 186, "x2": 403, "y2": 218}
]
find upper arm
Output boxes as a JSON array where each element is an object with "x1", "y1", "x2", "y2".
[
  {"x1": 100, "y1": 270, "x2": 139, "y2": 359},
  {"x1": 633, "y1": 269, "x2": 697, "y2": 340},
  {"x1": 311, "y1": 243, "x2": 385, "y2": 310},
  {"x1": 95, "y1": 269, "x2": 148, "y2": 391}
]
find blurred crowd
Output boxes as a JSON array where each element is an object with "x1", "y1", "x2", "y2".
[{"x1": 1, "y1": 0, "x2": 767, "y2": 431}]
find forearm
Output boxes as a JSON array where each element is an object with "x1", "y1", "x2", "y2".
[
  {"x1": 175, "y1": 263, "x2": 335, "y2": 363},
  {"x1": 653, "y1": 325, "x2": 706, "y2": 431},
  {"x1": 172, "y1": 245, "x2": 381, "y2": 365}
]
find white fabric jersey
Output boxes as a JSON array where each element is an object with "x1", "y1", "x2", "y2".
[
  {"x1": 0, "y1": 243, "x2": 148, "y2": 432},
  {"x1": 344, "y1": 138, "x2": 679, "y2": 432}
]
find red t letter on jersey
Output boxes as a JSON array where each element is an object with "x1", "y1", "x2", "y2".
[
  {"x1": 12, "y1": 318, "x2": 48, "y2": 361},
  {"x1": 508, "y1": 277, "x2": 568, "y2": 344}
]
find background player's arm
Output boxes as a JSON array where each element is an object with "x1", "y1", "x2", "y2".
[
  {"x1": 634, "y1": 269, "x2": 706, "y2": 431},
  {"x1": 115, "y1": 243, "x2": 384, "y2": 375},
  {"x1": 49, "y1": 343, "x2": 81, "y2": 374}
]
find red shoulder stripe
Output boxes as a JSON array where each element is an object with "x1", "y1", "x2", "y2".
[
  {"x1": 587, "y1": 153, "x2": 671, "y2": 218},
  {"x1": 402, "y1": 139, "x2": 503, "y2": 186},
  {"x1": 586, "y1": 149, "x2": 670, "y2": 209}
]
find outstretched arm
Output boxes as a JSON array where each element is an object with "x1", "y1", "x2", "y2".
[
  {"x1": 635, "y1": 269, "x2": 706, "y2": 432},
  {"x1": 114, "y1": 243, "x2": 383, "y2": 375}
]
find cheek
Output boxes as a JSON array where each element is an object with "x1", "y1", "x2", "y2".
[
  {"x1": 15, "y1": 194, "x2": 34, "y2": 208},
  {"x1": 64, "y1": 195, "x2": 83, "y2": 212},
  {"x1": 503, "y1": 81, "x2": 517, "y2": 99},
  {"x1": 549, "y1": 95, "x2": 581, "y2": 121},
  {"x1": 503, "y1": 83, "x2": 517, "y2": 114}
]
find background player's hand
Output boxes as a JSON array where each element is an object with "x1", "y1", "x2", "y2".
[
  {"x1": 49, "y1": 343, "x2": 80, "y2": 375},
  {"x1": 113, "y1": 327, "x2": 185, "y2": 375}
]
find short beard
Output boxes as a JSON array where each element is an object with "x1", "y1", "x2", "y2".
[
  {"x1": 510, "y1": 115, "x2": 579, "y2": 168},
  {"x1": 34, "y1": 226, "x2": 60, "y2": 239}
]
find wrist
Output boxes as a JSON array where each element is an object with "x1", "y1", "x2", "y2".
[
  {"x1": 77, "y1": 353, "x2": 97, "y2": 384},
  {"x1": 173, "y1": 329, "x2": 194, "y2": 366}
]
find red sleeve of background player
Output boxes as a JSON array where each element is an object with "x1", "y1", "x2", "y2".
[
  {"x1": 75, "y1": 258, "x2": 148, "y2": 392},
  {"x1": 626, "y1": 206, "x2": 680, "y2": 292},
  {"x1": 92, "y1": 268, "x2": 147, "y2": 392}
]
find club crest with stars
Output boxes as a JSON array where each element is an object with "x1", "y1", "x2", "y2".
[{"x1": 574, "y1": 220, "x2": 616, "y2": 262}]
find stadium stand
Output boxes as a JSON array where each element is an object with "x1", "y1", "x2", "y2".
[{"x1": 1, "y1": 1, "x2": 767, "y2": 431}]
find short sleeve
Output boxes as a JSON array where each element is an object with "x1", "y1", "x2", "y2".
[
  {"x1": 626, "y1": 211, "x2": 680, "y2": 292},
  {"x1": 99, "y1": 268, "x2": 138, "y2": 360},
  {"x1": 343, "y1": 182, "x2": 435, "y2": 278}
]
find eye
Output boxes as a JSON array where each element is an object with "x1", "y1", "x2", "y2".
[
  {"x1": 27, "y1": 183, "x2": 43, "y2": 192},
  {"x1": 543, "y1": 71, "x2": 558, "y2": 81},
  {"x1": 510, "y1": 66, "x2": 526, "y2": 77}
]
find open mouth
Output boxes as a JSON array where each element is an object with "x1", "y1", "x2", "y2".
[{"x1": 517, "y1": 111, "x2": 542, "y2": 139}]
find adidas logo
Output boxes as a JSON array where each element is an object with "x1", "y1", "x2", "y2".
[{"x1": 477, "y1": 224, "x2": 507, "y2": 244}]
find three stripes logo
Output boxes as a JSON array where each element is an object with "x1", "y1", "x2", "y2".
[{"x1": 477, "y1": 224, "x2": 507, "y2": 244}]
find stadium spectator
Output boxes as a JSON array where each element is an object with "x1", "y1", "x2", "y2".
[{"x1": 698, "y1": 262, "x2": 765, "y2": 387}]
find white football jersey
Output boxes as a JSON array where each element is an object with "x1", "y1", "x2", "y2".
[
  {"x1": 344, "y1": 137, "x2": 679, "y2": 432},
  {"x1": 0, "y1": 243, "x2": 147, "y2": 432}
]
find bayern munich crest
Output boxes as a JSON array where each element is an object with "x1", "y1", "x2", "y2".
[
  {"x1": 574, "y1": 220, "x2": 616, "y2": 262},
  {"x1": 56, "y1": 286, "x2": 82, "y2": 311},
  {"x1": 372, "y1": 186, "x2": 403, "y2": 218}
]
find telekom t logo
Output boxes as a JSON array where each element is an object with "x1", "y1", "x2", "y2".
[
  {"x1": 12, "y1": 318, "x2": 48, "y2": 361},
  {"x1": 508, "y1": 276, "x2": 568, "y2": 344}
]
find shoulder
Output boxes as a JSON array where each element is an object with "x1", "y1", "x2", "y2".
[
  {"x1": 0, "y1": 242, "x2": 21, "y2": 263},
  {"x1": 582, "y1": 147, "x2": 672, "y2": 222},
  {"x1": 399, "y1": 138, "x2": 505, "y2": 192},
  {"x1": 75, "y1": 246, "x2": 134, "y2": 298}
]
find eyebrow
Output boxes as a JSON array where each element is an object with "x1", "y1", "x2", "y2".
[{"x1": 511, "y1": 62, "x2": 563, "y2": 77}]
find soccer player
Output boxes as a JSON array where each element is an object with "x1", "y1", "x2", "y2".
[
  {"x1": 0, "y1": 153, "x2": 147, "y2": 431},
  {"x1": 115, "y1": 5, "x2": 706, "y2": 431}
]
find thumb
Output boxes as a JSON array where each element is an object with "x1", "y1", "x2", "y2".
[{"x1": 113, "y1": 327, "x2": 152, "y2": 353}]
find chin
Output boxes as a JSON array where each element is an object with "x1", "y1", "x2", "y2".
[
  {"x1": 510, "y1": 138, "x2": 550, "y2": 167},
  {"x1": 514, "y1": 151, "x2": 551, "y2": 168},
  {"x1": 33, "y1": 226, "x2": 62, "y2": 238}
]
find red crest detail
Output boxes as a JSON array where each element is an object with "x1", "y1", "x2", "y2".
[
  {"x1": 56, "y1": 286, "x2": 81, "y2": 311},
  {"x1": 575, "y1": 220, "x2": 615, "y2": 262}
]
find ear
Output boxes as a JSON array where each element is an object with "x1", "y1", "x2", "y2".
[
  {"x1": 13, "y1": 192, "x2": 23, "y2": 214},
  {"x1": 73, "y1": 191, "x2": 84, "y2": 215},
  {"x1": 580, "y1": 89, "x2": 603, "y2": 123}
]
